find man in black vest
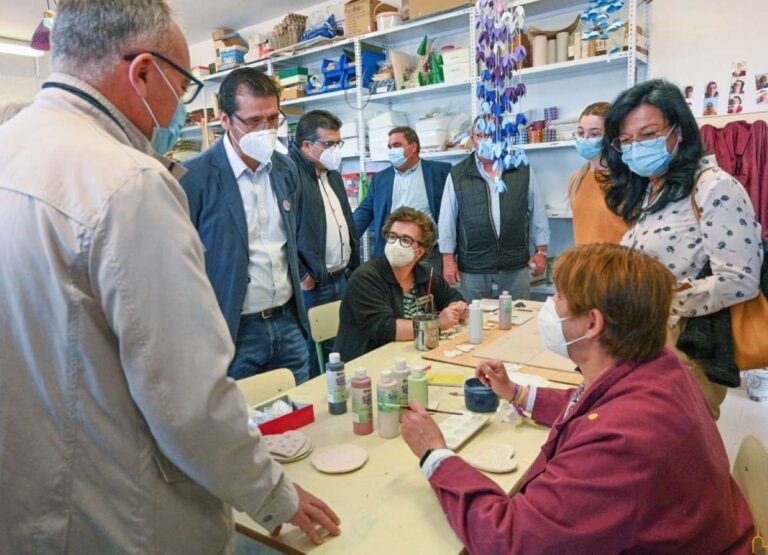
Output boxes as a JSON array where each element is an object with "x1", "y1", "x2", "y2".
[
  {"x1": 353, "y1": 126, "x2": 451, "y2": 275},
  {"x1": 438, "y1": 120, "x2": 550, "y2": 301},
  {"x1": 291, "y1": 110, "x2": 359, "y2": 377}
]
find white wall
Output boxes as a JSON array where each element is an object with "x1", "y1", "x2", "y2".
[
  {"x1": 0, "y1": 53, "x2": 50, "y2": 103},
  {"x1": 648, "y1": 0, "x2": 768, "y2": 118}
]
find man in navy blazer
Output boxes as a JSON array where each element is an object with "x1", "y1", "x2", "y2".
[
  {"x1": 353, "y1": 126, "x2": 451, "y2": 275},
  {"x1": 180, "y1": 68, "x2": 310, "y2": 384}
]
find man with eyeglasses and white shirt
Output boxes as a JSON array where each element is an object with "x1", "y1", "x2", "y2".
[{"x1": 181, "y1": 68, "x2": 311, "y2": 384}]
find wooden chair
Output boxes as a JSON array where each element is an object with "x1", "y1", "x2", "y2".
[
  {"x1": 307, "y1": 300, "x2": 341, "y2": 374},
  {"x1": 236, "y1": 368, "x2": 296, "y2": 406},
  {"x1": 733, "y1": 435, "x2": 768, "y2": 550}
]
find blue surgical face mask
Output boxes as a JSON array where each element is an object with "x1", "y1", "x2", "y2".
[
  {"x1": 574, "y1": 137, "x2": 603, "y2": 160},
  {"x1": 620, "y1": 126, "x2": 678, "y2": 178},
  {"x1": 389, "y1": 147, "x2": 407, "y2": 168},
  {"x1": 477, "y1": 138, "x2": 494, "y2": 160},
  {"x1": 138, "y1": 60, "x2": 187, "y2": 155}
]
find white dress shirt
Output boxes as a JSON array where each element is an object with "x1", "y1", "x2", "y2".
[
  {"x1": 391, "y1": 160, "x2": 432, "y2": 219},
  {"x1": 224, "y1": 133, "x2": 293, "y2": 313},
  {"x1": 319, "y1": 170, "x2": 351, "y2": 272}
]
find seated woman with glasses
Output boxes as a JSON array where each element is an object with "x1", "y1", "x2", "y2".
[
  {"x1": 601, "y1": 79, "x2": 763, "y2": 419},
  {"x1": 401, "y1": 243, "x2": 755, "y2": 554},
  {"x1": 334, "y1": 207, "x2": 467, "y2": 361},
  {"x1": 568, "y1": 101, "x2": 627, "y2": 245}
]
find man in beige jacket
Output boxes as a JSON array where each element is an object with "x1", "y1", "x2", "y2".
[{"x1": 0, "y1": 1, "x2": 339, "y2": 553}]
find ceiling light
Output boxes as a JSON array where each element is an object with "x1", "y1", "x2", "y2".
[{"x1": 0, "y1": 38, "x2": 45, "y2": 58}]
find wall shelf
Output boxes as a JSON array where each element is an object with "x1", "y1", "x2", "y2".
[
  {"x1": 517, "y1": 51, "x2": 647, "y2": 83},
  {"x1": 281, "y1": 88, "x2": 357, "y2": 107},
  {"x1": 520, "y1": 140, "x2": 576, "y2": 150},
  {"x1": 367, "y1": 80, "x2": 472, "y2": 102}
]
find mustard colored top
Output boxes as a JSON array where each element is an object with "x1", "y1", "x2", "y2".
[{"x1": 570, "y1": 170, "x2": 628, "y2": 245}]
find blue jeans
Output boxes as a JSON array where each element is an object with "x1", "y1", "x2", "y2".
[
  {"x1": 302, "y1": 272, "x2": 347, "y2": 379},
  {"x1": 458, "y1": 267, "x2": 531, "y2": 302},
  {"x1": 229, "y1": 301, "x2": 310, "y2": 385}
]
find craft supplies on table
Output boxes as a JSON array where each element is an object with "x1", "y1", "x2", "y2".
[
  {"x1": 464, "y1": 443, "x2": 518, "y2": 473},
  {"x1": 264, "y1": 431, "x2": 313, "y2": 463},
  {"x1": 311, "y1": 444, "x2": 368, "y2": 474},
  {"x1": 468, "y1": 300, "x2": 483, "y2": 344},
  {"x1": 351, "y1": 367, "x2": 374, "y2": 435},
  {"x1": 438, "y1": 413, "x2": 491, "y2": 451},
  {"x1": 463, "y1": 378, "x2": 499, "y2": 413},
  {"x1": 408, "y1": 366, "x2": 429, "y2": 406},
  {"x1": 326, "y1": 352, "x2": 348, "y2": 415},
  {"x1": 377, "y1": 370, "x2": 400, "y2": 438},
  {"x1": 247, "y1": 395, "x2": 315, "y2": 435}
]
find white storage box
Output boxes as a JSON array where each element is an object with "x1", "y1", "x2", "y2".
[
  {"x1": 442, "y1": 62, "x2": 471, "y2": 85},
  {"x1": 415, "y1": 116, "x2": 452, "y2": 134},
  {"x1": 340, "y1": 137, "x2": 360, "y2": 158},
  {"x1": 440, "y1": 47, "x2": 470, "y2": 66},
  {"x1": 340, "y1": 120, "x2": 358, "y2": 138},
  {"x1": 368, "y1": 111, "x2": 408, "y2": 131},
  {"x1": 369, "y1": 139, "x2": 390, "y2": 161},
  {"x1": 418, "y1": 129, "x2": 448, "y2": 148},
  {"x1": 369, "y1": 128, "x2": 392, "y2": 144}
]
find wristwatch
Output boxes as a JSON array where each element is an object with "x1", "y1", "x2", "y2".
[{"x1": 419, "y1": 448, "x2": 436, "y2": 468}]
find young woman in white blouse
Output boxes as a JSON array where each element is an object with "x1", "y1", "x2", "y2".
[{"x1": 602, "y1": 79, "x2": 763, "y2": 419}]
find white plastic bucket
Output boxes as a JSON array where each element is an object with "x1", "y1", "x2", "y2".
[{"x1": 375, "y1": 12, "x2": 402, "y2": 30}]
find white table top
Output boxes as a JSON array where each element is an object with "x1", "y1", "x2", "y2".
[{"x1": 235, "y1": 339, "x2": 557, "y2": 554}]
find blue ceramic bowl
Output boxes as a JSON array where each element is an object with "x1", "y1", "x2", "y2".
[{"x1": 464, "y1": 378, "x2": 499, "y2": 413}]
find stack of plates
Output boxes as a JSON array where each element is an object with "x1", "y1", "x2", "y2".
[{"x1": 264, "y1": 431, "x2": 312, "y2": 463}]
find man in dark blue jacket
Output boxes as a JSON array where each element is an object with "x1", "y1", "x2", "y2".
[
  {"x1": 180, "y1": 68, "x2": 310, "y2": 384},
  {"x1": 353, "y1": 126, "x2": 451, "y2": 275},
  {"x1": 290, "y1": 110, "x2": 358, "y2": 377}
]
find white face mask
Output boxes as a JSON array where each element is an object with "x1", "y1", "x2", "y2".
[
  {"x1": 384, "y1": 241, "x2": 417, "y2": 268},
  {"x1": 537, "y1": 297, "x2": 586, "y2": 359},
  {"x1": 318, "y1": 146, "x2": 343, "y2": 171},
  {"x1": 234, "y1": 126, "x2": 277, "y2": 165}
]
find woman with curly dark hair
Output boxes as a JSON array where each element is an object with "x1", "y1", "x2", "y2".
[{"x1": 602, "y1": 79, "x2": 763, "y2": 419}]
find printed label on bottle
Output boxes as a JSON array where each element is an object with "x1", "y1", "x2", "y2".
[
  {"x1": 503, "y1": 299, "x2": 512, "y2": 314},
  {"x1": 327, "y1": 371, "x2": 347, "y2": 404},
  {"x1": 377, "y1": 387, "x2": 399, "y2": 413},
  {"x1": 398, "y1": 381, "x2": 408, "y2": 405},
  {"x1": 352, "y1": 387, "x2": 372, "y2": 423}
]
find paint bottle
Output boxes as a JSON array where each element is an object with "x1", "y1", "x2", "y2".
[
  {"x1": 392, "y1": 358, "x2": 411, "y2": 421},
  {"x1": 377, "y1": 370, "x2": 400, "y2": 439},
  {"x1": 351, "y1": 367, "x2": 373, "y2": 435},
  {"x1": 469, "y1": 299, "x2": 483, "y2": 344},
  {"x1": 499, "y1": 290, "x2": 512, "y2": 330},
  {"x1": 407, "y1": 365, "x2": 429, "y2": 407},
  {"x1": 326, "y1": 352, "x2": 348, "y2": 415}
]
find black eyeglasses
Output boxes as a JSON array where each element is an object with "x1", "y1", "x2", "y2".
[
  {"x1": 232, "y1": 111, "x2": 287, "y2": 131},
  {"x1": 314, "y1": 138, "x2": 345, "y2": 149},
  {"x1": 123, "y1": 51, "x2": 204, "y2": 105},
  {"x1": 383, "y1": 231, "x2": 422, "y2": 248}
]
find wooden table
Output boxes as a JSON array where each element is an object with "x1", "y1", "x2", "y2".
[{"x1": 235, "y1": 340, "x2": 558, "y2": 554}]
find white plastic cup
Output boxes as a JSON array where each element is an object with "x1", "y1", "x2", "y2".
[{"x1": 745, "y1": 369, "x2": 768, "y2": 403}]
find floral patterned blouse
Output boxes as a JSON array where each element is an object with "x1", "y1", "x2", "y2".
[{"x1": 620, "y1": 156, "x2": 763, "y2": 317}]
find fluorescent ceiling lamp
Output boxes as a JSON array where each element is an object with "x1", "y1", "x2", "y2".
[{"x1": 0, "y1": 38, "x2": 45, "y2": 58}]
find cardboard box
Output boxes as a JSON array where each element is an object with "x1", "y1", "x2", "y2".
[
  {"x1": 345, "y1": 0, "x2": 396, "y2": 37},
  {"x1": 253, "y1": 396, "x2": 315, "y2": 436},
  {"x1": 280, "y1": 84, "x2": 306, "y2": 101},
  {"x1": 402, "y1": 0, "x2": 469, "y2": 20}
]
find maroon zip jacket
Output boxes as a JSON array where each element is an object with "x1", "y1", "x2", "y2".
[{"x1": 428, "y1": 348, "x2": 755, "y2": 554}]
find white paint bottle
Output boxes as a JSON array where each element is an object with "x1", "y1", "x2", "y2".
[
  {"x1": 499, "y1": 290, "x2": 512, "y2": 330},
  {"x1": 392, "y1": 358, "x2": 410, "y2": 422},
  {"x1": 377, "y1": 370, "x2": 400, "y2": 439},
  {"x1": 469, "y1": 299, "x2": 483, "y2": 344}
]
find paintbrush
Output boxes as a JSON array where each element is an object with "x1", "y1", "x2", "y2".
[{"x1": 383, "y1": 404, "x2": 463, "y2": 416}]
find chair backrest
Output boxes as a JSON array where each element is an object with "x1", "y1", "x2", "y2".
[
  {"x1": 236, "y1": 368, "x2": 296, "y2": 406},
  {"x1": 307, "y1": 300, "x2": 341, "y2": 344},
  {"x1": 733, "y1": 435, "x2": 768, "y2": 544}
]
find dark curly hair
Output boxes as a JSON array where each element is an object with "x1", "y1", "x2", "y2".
[{"x1": 601, "y1": 79, "x2": 704, "y2": 225}]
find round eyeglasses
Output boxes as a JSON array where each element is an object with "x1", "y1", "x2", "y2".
[
  {"x1": 609, "y1": 124, "x2": 676, "y2": 153},
  {"x1": 383, "y1": 232, "x2": 421, "y2": 248}
]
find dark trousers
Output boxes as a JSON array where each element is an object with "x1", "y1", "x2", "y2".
[{"x1": 229, "y1": 301, "x2": 310, "y2": 384}]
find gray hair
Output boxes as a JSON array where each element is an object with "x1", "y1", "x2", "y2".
[
  {"x1": 52, "y1": 0, "x2": 173, "y2": 82},
  {"x1": 0, "y1": 101, "x2": 30, "y2": 125}
]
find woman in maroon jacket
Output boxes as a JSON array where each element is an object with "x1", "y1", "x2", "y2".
[{"x1": 401, "y1": 243, "x2": 754, "y2": 554}]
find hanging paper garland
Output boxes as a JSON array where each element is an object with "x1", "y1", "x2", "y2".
[
  {"x1": 580, "y1": 0, "x2": 625, "y2": 55},
  {"x1": 475, "y1": 0, "x2": 529, "y2": 192}
]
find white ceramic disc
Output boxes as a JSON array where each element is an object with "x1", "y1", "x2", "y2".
[
  {"x1": 464, "y1": 443, "x2": 518, "y2": 473},
  {"x1": 311, "y1": 444, "x2": 368, "y2": 474}
]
